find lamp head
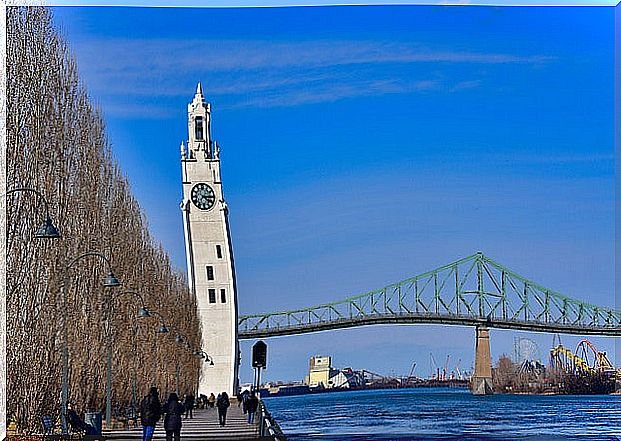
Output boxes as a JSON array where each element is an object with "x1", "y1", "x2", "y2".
[
  {"x1": 176, "y1": 335, "x2": 184, "y2": 344},
  {"x1": 158, "y1": 324, "x2": 169, "y2": 334},
  {"x1": 103, "y1": 272, "x2": 121, "y2": 288},
  {"x1": 34, "y1": 216, "x2": 61, "y2": 239},
  {"x1": 138, "y1": 307, "x2": 150, "y2": 318}
]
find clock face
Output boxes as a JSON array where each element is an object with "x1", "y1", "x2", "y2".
[{"x1": 191, "y1": 183, "x2": 216, "y2": 210}]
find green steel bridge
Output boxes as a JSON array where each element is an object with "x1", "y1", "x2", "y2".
[{"x1": 238, "y1": 252, "x2": 621, "y2": 339}]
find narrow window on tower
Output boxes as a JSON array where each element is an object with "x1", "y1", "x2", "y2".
[
  {"x1": 208, "y1": 289, "x2": 216, "y2": 304},
  {"x1": 216, "y1": 245, "x2": 223, "y2": 259},
  {"x1": 195, "y1": 116, "x2": 204, "y2": 140},
  {"x1": 206, "y1": 265, "x2": 214, "y2": 281},
  {"x1": 220, "y1": 289, "x2": 226, "y2": 303}
]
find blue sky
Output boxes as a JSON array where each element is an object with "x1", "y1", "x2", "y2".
[{"x1": 52, "y1": 5, "x2": 617, "y2": 383}]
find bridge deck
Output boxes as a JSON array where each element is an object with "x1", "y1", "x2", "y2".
[{"x1": 104, "y1": 405, "x2": 262, "y2": 440}]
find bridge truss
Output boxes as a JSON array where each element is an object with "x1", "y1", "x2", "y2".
[{"x1": 238, "y1": 253, "x2": 621, "y2": 339}]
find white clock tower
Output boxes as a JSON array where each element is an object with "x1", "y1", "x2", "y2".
[{"x1": 180, "y1": 83, "x2": 239, "y2": 396}]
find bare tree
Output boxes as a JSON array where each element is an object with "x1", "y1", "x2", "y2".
[{"x1": 6, "y1": 7, "x2": 201, "y2": 433}]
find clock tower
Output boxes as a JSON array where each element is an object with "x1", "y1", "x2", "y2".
[{"x1": 180, "y1": 83, "x2": 239, "y2": 395}]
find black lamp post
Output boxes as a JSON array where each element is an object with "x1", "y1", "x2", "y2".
[
  {"x1": 6, "y1": 187, "x2": 61, "y2": 238},
  {"x1": 61, "y1": 251, "x2": 121, "y2": 435},
  {"x1": 104, "y1": 290, "x2": 151, "y2": 426}
]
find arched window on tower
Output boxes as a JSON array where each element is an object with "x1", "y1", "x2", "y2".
[{"x1": 195, "y1": 116, "x2": 204, "y2": 140}]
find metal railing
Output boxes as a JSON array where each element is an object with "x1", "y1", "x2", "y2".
[{"x1": 258, "y1": 400, "x2": 287, "y2": 440}]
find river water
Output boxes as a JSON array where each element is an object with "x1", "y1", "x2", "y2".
[{"x1": 263, "y1": 388, "x2": 620, "y2": 441}]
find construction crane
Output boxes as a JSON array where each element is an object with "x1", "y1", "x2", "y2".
[
  {"x1": 408, "y1": 362, "x2": 417, "y2": 379},
  {"x1": 430, "y1": 353, "x2": 439, "y2": 379},
  {"x1": 453, "y1": 358, "x2": 463, "y2": 380},
  {"x1": 443, "y1": 355, "x2": 451, "y2": 381}
]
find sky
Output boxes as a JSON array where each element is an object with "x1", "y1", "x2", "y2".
[{"x1": 51, "y1": 5, "x2": 617, "y2": 383}]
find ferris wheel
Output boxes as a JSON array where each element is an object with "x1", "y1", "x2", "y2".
[{"x1": 514, "y1": 337, "x2": 541, "y2": 364}]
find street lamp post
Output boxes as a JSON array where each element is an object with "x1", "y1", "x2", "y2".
[
  {"x1": 5, "y1": 187, "x2": 61, "y2": 238},
  {"x1": 192, "y1": 349, "x2": 213, "y2": 397},
  {"x1": 173, "y1": 334, "x2": 212, "y2": 399},
  {"x1": 142, "y1": 309, "x2": 169, "y2": 389},
  {"x1": 104, "y1": 291, "x2": 150, "y2": 427},
  {"x1": 61, "y1": 251, "x2": 121, "y2": 435}
]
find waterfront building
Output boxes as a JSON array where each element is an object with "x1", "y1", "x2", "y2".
[
  {"x1": 327, "y1": 369, "x2": 363, "y2": 389},
  {"x1": 306, "y1": 356, "x2": 338, "y2": 388},
  {"x1": 180, "y1": 83, "x2": 239, "y2": 396},
  {"x1": 305, "y1": 356, "x2": 364, "y2": 389}
]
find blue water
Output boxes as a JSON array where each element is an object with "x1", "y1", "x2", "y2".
[{"x1": 263, "y1": 388, "x2": 621, "y2": 441}]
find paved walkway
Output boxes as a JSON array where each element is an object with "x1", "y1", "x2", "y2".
[{"x1": 104, "y1": 406, "x2": 261, "y2": 440}]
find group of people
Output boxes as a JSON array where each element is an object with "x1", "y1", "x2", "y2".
[
  {"x1": 237, "y1": 389, "x2": 260, "y2": 424},
  {"x1": 139, "y1": 387, "x2": 259, "y2": 441},
  {"x1": 194, "y1": 393, "x2": 217, "y2": 409}
]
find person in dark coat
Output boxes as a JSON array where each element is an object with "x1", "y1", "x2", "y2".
[
  {"x1": 163, "y1": 393, "x2": 185, "y2": 441},
  {"x1": 184, "y1": 393, "x2": 195, "y2": 419},
  {"x1": 140, "y1": 387, "x2": 162, "y2": 441},
  {"x1": 67, "y1": 403, "x2": 97, "y2": 435},
  {"x1": 246, "y1": 392, "x2": 259, "y2": 424},
  {"x1": 239, "y1": 389, "x2": 250, "y2": 414},
  {"x1": 216, "y1": 392, "x2": 230, "y2": 426}
]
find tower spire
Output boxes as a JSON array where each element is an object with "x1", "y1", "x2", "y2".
[{"x1": 196, "y1": 82, "x2": 203, "y2": 96}]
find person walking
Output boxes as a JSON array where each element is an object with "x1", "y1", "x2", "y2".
[
  {"x1": 246, "y1": 392, "x2": 259, "y2": 424},
  {"x1": 216, "y1": 392, "x2": 230, "y2": 427},
  {"x1": 184, "y1": 393, "x2": 195, "y2": 419},
  {"x1": 239, "y1": 389, "x2": 250, "y2": 414},
  {"x1": 163, "y1": 392, "x2": 185, "y2": 441},
  {"x1": 140, "y1": 387, "x2": 162, "y2": 441},
  {"x1": 208, "y1": 393, "x2": 216, "y2": 408}
]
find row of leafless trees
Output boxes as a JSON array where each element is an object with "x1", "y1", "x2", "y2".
[{"x1": 6, "y1": 7, "x2": 201, "y2": 433}]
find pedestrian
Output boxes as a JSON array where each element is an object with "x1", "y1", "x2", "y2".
[
  {"x1": 208, "y1": 393, "x2": 216, "y2": 408},
  {"x1": 216, "y1": 391, "x2": 230, "y2": 427},
  {"x1": 246, "y1": 392, "x2": 259, "y2": 424},
  {"x1": 140, "y1": 386, "x2": 162, "y2": 441},
  {"x1": 240, "y1": 389, "x2": 250, "y2": 414},
  {"x1": 184, "y1": 393, "x2": 195, "y2": 419},
  {"x1": 163, "y1": 392, "x2": 185, "y2": 441}
]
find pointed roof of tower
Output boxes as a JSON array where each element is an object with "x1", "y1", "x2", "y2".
[{"x1": 192, "y1": 82, "x2": 206, "y2": 105}]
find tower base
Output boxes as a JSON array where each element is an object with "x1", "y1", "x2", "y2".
[{"x1": 471, "y1": 376, "x2": 494, "y2": 395}]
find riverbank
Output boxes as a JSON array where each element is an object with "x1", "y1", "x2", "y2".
[{"x1": 261, "y1": 380, "x2": 469, "y2": 398}]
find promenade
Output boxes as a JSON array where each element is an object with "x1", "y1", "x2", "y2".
[{"x1": 104, "y1": 405, "x2": 261, "y2": 440}]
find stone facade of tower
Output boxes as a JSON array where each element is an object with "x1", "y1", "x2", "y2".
[{"x1": 180, "y1": 83, "x2": 239, "y2": 396}]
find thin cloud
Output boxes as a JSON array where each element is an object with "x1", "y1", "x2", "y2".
[
  {"x1": 68, "y1": 37, "x2": 549, "y2": 114},
  {"x1": 75, "y1": 38, "x2": 555, "y2": 72},
  {"x1": 224, "y1": 78, "x2": 445, "y2": 108},
  {"x1": 501, "y1": 153, "x2": 615, "y2": 164}
]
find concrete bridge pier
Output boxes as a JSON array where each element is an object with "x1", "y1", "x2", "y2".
[{"x1": 471, "y1": 326, "x2": 493, "y2": 395}]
